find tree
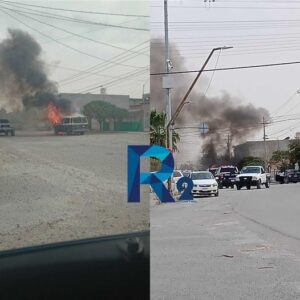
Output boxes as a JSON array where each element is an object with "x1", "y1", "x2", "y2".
[
  {"x1": 150, "y1": 110, "x2": 180, "y2": 171},
  {"x1": 83, "y1": 100, "x2": 128, "y2": 131},
  {"x1": 150, "y1": 110, "x2": 180, "y2": 151},
  {"x1": 270, "y1": 150, "x2": 291, "y2": 170},
  {"x1": 289, "y1": 139, "x2": 300, "y2": 166},
  {"x1": 237, "y1": 156, "x2": 264, "y2": 170}
]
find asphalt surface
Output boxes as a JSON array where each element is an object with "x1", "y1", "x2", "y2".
[
  {"x1": 0, "y1": 131, "x2": 148, "y2": 251},
  {"x1": 151, "y1": 183, "x2": 300, "y2": 300}
]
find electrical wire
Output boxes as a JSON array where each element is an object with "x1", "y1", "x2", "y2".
[
  {"x1": 202, "y1": 49, "x2": 221, "y2": 97},
  {"x1": 0, "y1": 5, "x2": 148, "y2": 55},
  {"x1": 0, "y1": 2, "x2": 148, "y2": 31},
  {"x1": 0, "y1": 8, "x2": 145, "y2": 68},
  {"x1": 150, "y1": 61, "x2": 300, "y2": 76},
  {"x1": 74, "y1": 67, "x2": 149, "y2": 93},
  {"x1": 0, "y1": 0, "x2": 149, "y2": 18},
  {"x1": 270, "y1": 92, "x2": 298, "y2": 117},
  {"x1": 59, "y1": 45, "x2": 149, "y2": 86}
]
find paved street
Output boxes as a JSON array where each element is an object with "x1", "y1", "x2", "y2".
[
  {"x1": 0, "y1": 131, "x2": 148, "y2": 251},
  {"x1": 151, "y1": 184, "x2": 300, "y2": 300}
]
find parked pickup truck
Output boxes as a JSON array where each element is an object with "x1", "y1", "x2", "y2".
[
  {"x1": 0, "y1": 119, "x2": 15, "y2": 136},
  {"x1": 236, "y1": 165, "x2": 270, "y2": 190}
]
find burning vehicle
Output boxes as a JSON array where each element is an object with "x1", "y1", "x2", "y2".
[
  {"x1": 0, "y1": 29, "x2": 80, "y2": 134},
  {"x1": 54, "y1": 115, "x2": 89, "y2": 136},
  {"x1": 47, "y1": 103, "x2": 88, "y2": 135}
]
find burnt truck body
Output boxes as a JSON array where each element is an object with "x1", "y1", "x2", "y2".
[
  {"x1": 54, "y1": 115, "x2": 89, "y2": 135},
  {"x1": 0, "y1": 119, "x2": 15, "y2": 136}
]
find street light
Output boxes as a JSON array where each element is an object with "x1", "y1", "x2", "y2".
[
  {"x1": 166, "y1": 46, "x2": 233, "y2": 139},
  {"x1": 165, "y1": 46, "x2": 233, "y2": 192}
]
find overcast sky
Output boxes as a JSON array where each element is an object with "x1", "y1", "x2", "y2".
[
  {"x1": 151, "y1": 0, "x2": 300, "y2": 165},
  {"x1": 0, "y1": 0, "x2": 149, "y2": 98}
]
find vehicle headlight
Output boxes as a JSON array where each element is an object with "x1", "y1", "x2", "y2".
[
  {"x1": 212, "y1": 183, "x2": 218, "y2": 187},
  {"x1": 252, "y1": 176, "x2": 258, "y2": 180}
]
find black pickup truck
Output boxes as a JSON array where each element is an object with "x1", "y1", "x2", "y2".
[
  {"x1": 0, "y1": 119, "x2": 15, "y2": 136},
  {"x1": 215, "y1": 166, "x2": 239, "y2": 189}
]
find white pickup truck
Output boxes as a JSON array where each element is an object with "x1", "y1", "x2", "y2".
[{"x1": 235, "y1": 165, "x2": 270, "y2": 190}]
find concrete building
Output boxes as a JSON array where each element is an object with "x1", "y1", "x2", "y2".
[
  {"x1": 233, "y1": 139, "x2": 290, "y2": 162},
  {"x1": 59, "y1": 91, "x2": 149, "y2": 131},
  {"x1": 59, "y1": 92, "x2": 130, "y2": 111}
]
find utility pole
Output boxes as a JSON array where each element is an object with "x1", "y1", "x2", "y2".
[
  {"x1": 262, "y1": 116, "x2": 268, "y2": 170},
  {"x1": 226, "y1": 133, "x2": 232, "y2": 161},
  {"x1": 164, "y1": 0, "x2": 172, "y2": 150},
  {"x1": 164, "y1": 0, "x2": 173, "y2": 193}
]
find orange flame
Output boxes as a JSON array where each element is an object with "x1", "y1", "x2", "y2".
[{"x1": 47, "y1": 102, "x2": 61, "y2": 125}]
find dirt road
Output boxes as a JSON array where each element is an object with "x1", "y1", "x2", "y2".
[{"x1": 0, "y1": 131, "x2": 148, "y2": 251}]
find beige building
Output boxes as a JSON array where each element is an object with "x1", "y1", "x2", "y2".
[
  {"x1": 233, "y1": 139, "x2": 291, "y2": 162},
  {"x1": 59, "y1": 91, "x2": 149, "y2": 131}
]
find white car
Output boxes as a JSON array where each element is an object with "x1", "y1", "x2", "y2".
[
  {"x1": 160, "y1": 170, "x2": 183, "y2": 193},
  {"x1": 191, "y1": 171, "x2": 219, "y2": 197},
  {"x1": 172, "y1": 170, "x2": 183, "y2": 185}
]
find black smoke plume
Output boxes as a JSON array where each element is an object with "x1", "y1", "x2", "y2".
[
  {"x1": 0, "y1": 29, "x2": 71, "y2": 113},
  {"x1": 151, "y1": 38, "x2": 269, "y2": 168}
]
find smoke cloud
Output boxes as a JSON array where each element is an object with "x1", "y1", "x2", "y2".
[
  {"x1": 0, "y1": 29, "x2": 71, "y2": 113},
  {"x1": 151, "y1": 38, "x2": 269, "y2": 168}
]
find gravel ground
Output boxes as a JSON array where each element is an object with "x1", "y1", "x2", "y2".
[{"x1": 0, "y1": 131, "x2": 149, "y2": 251}]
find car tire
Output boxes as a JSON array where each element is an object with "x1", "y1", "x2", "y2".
[
  {"x1": 257, "y1": 180, "x2": 262, "y2": 189},
  {"x1": 230, "y1": 185, "x2": 234, "y2": 189},
  {"x1": 236, "y1": 184, "x2": 241, "y2": 190},
  {"x1": 247, "y1": 185, "x2": 251, "y2": 190},
  {"x1": 11, "y1": 130, "x2": 15, "y2": 136},
  {"x1": 265, "y1": 180, "x2": 270, "y2": 188},
  {"x1": 215, "y1": 191, "x2": 219, "y2": 197},
  {"x1": 284, "y1": 177, "x2": 289, "y2": 184}
]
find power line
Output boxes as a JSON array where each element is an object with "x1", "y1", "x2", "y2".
[
  {"x1": 39, "y1": 16, "x2": 142, "y2": 45},
  {"x1": 48, "y1": 62, "x2": 147, "y2": 83},
  {"x1": 151, "y1": 19, "x2": 300, "y2": 24},
  {"x1": 202, "y1": 49, "x2": 221, "y2": 97},
  {"x1": 0, "y1": 5, "x2": 148, "y2": 56},
  {"x1": 59, "y1": 43, "x2": 149, "y2": 86},
  {"x1": 74, "y1": 67, "x2": 149, "y2": 93},
  {"x1": 155, "y1": 32, "x2": 300, "y2": 40},
  {"x1": 0, "y1": 2, "x2": 148, "y2": 31},
  {"x1": 150, "y1": 61, "x2": 300, "y2": 76},
  {"x1": 0, "y1": 0, "x2": 149, "y2": 17},
  {"x1": 168, "y1": 48, "x2": 300, "y2": 59},
  {"x1": 59, "y1": 49, "x2": 149, "y2": 88},
  {"x1": 151, "y1": 4, "x2": 300, "y2": 9},
  {"x1": 271, "y1": 92, "x2": 298, "y2": 116},
  {"x1": 0, "y1": 8, "x2": 144, "y2": 68}
]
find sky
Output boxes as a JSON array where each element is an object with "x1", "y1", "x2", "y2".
[
  {"x1": 0, "y1": 0, "x2": 149, "y2": 98},
  {"x1": 151, "y1": 0, "x2": 300, "y2": 166}
]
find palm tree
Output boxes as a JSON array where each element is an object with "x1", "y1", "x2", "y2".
[
  {"x1": 150, "y1": 110, "x2": 180, "y2": 150},
  {"x1": 150, "y1": 110, "x2": 180, "y2": 170}
]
